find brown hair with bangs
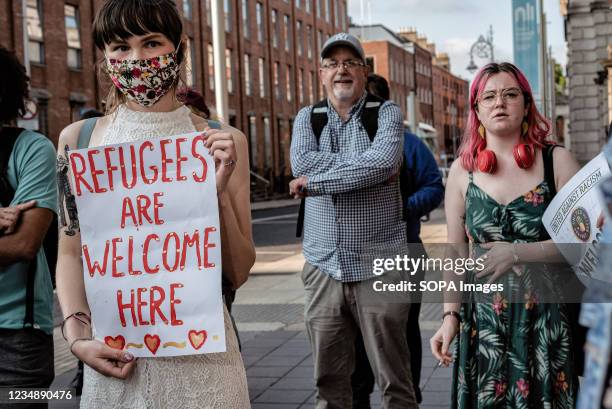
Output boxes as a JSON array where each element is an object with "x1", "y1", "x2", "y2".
[{"x1": 92, "y1": 0, "x2": 186, "y2": 114}]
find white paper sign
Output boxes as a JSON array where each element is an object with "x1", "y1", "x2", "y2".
[
  {"x1": 69, "y1": 131, "x2": 225, "y2": 357},
  {"x1": 542, "y1": 152, "x2": 611, "y2": 283}
]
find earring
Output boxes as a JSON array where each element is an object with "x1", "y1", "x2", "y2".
[
  {"x1": 478, "y1": 124, "x2": 486, "y2": 139},
  {"x1": 521, "y1": 121, "x2": 529, "y2": 136}
]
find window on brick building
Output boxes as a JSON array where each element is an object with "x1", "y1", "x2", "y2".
[
  {"x1": 263, "y1": 117, "x2": 272, "y2": 170},
  {"x1": 316, "y1": 0, "x2": 322, "y2": 18},
  {"x1": 305, "y1": 0, "x2": 311, "y2": 14},
  {"x1": 277, "y1": 117, "x2": 287, "y2": 175},
  {"x1": 334, "y1": 0, "x2": 339, "y2": 27},
  {"x1": 307, "y1": 25, "x2": 313, "y2": 59},
  {"x1": 244, "y1": 54, "x2": 252, "y2": 96},
  {"x1": 205, "y1": 0, "x2": 211, "y2": 26},
  {"x1": 248, "y1": 114, "x2": 258, "y2": 169},
  {"x1": 242, "y1": 0, "x2": 249, "y2": 38},
  {"x1": 296, "y1": 0, "x2": 301, "y2": 8},
  {"x1": 70, "y1": 101, "x2": 84, "y2": 123},
  {"x1": 185, "y1": 37, "x2": 195, "y2": 86},
  {"x1": 284, "y1": 15, "x2": 291, "y2": 52},
  {"x1": 224, "y1": 0, "x2": 231, "y2": 32},
  {"x1": 298, "y1": 69, "x2": 304, "y2": 104},
  {"x1": 274, "y1": 62, "x2": 280, "y2": 100},
  {"x1": 225, "y1": 48, "x2": 233, "y2": 93},
  {"x1": 365, "y1": 57, "x2": 374, "y2": 72},
  {"x1": 207, "y1": 44, "x2": 215, "y2": 91},
  {"x1": 183, "y1": 0, "x2": 192, "y2": 20},
  {"x1": 309, "y1": 71, "x2": 315, "y2": 103},
  {"x1": 326, "y1": 0, "x2": 331, "y2": 22},
  {"x1": 64, "y1": 4, "x2": 82, "y2": 69},
  {"x1": 286, "y1": 65, "x2": 293, "y2": 102},
  {"x1": 27, "y1": 0, "x2": 44, "y2": 64},
  {"x1": 258, "y1": 57, "x2": 266, "y2": 98},
  {"x1": 272, "y1": 9, "x2": 279, "y2": 48},
  {"x1": 257, "y1": 2, "x2": 264, "y2": 43},
  {"x1": 296, "y1": 21, "x2": 303, "y2": 56}
]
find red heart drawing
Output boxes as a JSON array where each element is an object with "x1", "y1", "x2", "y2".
[
  {"x1": 144, "y1": 334, "x2": 161, "y2": 354},
  {"x1": 104, "y1": 335, "x2": 125, "y2": 350},
  {"x1": 188, "y1": 330, "x2": 208, "y2": 350}
]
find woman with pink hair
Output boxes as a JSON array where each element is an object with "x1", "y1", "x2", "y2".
[{"x1": 430, "y1": 62, "x2": 582, "y2": 407}]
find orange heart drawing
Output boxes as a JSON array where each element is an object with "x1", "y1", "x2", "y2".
[
  {"x1": 144, "y1": 334, "x2": 161, "y2": 354},
  {"x1": 104, "y1": 335, "x2": 125, "y2": 350},
  {"x1": 188, "y1": 330, "x2": 208, "y2": 350}
]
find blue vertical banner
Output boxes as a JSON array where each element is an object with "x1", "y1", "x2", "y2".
[{"x1": 512, "y1": 0, "x2": 543, "y2": 111}]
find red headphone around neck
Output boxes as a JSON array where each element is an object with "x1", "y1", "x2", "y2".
[{"x1": 475, "y1": 123, "x2": 535, "y2": 174}]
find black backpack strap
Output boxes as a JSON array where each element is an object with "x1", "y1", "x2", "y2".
[
  {"x1": 543, "y1": 143, "x2": 559, "y2": 197},
  {"x1": 360, "y1": 93, "x2": 384, "y2": 142},
  {"x1": 296, "y1": 197, "x2": 306, "y2": 238},
  {"x1": 310, "y1": 99, "x2": 329, "y2": 143},
  {"x1": 297, "y1": 101, "x2": 330, "y2": 237},
  {"x1": 77, "y1": 117, "x2": 99, "y2": 149},
  {"x1": 0, "y1": 127, "x2": 24, "y2": 207}
]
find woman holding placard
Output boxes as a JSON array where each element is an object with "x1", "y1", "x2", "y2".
[
  {"x1": 430, "y1": 62, "x2": 583, "y2": 407},
  {"x1": 55, "y1": 1, "x2": 254, "y2": 408}
]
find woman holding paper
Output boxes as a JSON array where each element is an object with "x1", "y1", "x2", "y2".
[
  {"x1": 55, "y1": 1, "x2": 254, "y2": 408},
  {"x1": 430, "y1": 62, "x2": 583, "y2": 408}
]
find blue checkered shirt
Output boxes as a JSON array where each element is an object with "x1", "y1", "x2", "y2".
[{"x1": 290, "y1": 92, "x2": 407, "y2": 282}]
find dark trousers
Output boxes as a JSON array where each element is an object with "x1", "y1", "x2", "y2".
[
  {"x1": 352, "y1": 243, "x2": 426, "y2": 407},
  {"x1": 0, "y1": 328, "x2": 54, "y2": 409}
]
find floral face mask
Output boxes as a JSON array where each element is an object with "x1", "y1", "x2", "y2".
[{"x1": 106, "y1": 50, "x2": 180, "y2": 107}]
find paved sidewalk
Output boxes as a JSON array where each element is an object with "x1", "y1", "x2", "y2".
[{"x1": 51, "y1": 321, "x2": 452, "y2": 409}]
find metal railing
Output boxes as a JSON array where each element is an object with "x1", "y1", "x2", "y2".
[{"x1": 250, "y1": 170, "x2": 271, "y2": 200}]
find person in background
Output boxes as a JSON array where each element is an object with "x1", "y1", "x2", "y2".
[
  {"x1": 176, "y1": 87, "x2": 211, "y2": 119},
  {"x1": 350, "y1": 73, "x2": 444, "y2": 408},
  {"x1": 0, "y1": 45, "x2": 57, "y2": 409}
]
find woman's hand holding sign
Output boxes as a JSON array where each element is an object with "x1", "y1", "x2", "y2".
[
  {"x1": 72, "y1": 339, "x2": 137, "y2": 379},
  {"x1": 204, "y1": 128, "x2": 237, "y2": 194}
]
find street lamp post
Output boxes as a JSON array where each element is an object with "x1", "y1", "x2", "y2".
[{"x1": 466, "y1": 25, "x2": 495, "y2": 74}]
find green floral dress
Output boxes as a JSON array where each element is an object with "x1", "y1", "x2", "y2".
[{"x1": 452, "y1": 172, "x2": 579, "y2": 409}]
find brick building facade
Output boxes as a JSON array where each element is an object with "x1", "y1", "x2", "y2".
[
  {"x1": 560, "y1": 0, "x2": 612, "y2": 162},
  {"x1": 360, "y1": 40, "x2": 415, "y2": 120},
  {"x1": 1, "y1": 0, "x2": 348, "y2": 195},
  {"x1": 432, "y1": 63, "x2": 469, "y2": 159},
  {"x1": 351, "y1": 24, "x2": 469, "y2": 159},
  {"x1": 0, "y1": 0, "x2": 100, "y2": 142}
]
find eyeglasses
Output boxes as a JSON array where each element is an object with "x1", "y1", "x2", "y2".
[
  {"x1": 477, "y1": 87, "x2": 524, "y2": 108},
  {"x1": 320, "y1": 59, "x2": 365, "y2": 70}
]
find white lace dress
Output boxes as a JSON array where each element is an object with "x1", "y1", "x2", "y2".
[{"x1": 80, "y1": 105, "x2": 250, "y2": 409}]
